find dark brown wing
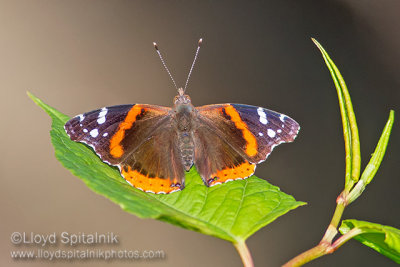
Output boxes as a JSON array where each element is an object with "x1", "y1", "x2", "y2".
[
  {"x1": 119, "y1": 118, "x2": 185, "y2": 194},
  {"x1": 65, "y1": 104, "x2": 184, "y2": 194},
  {"x1": 193, "y1": 124, "x2": 256, "y2": 187},
  {"x1": 194, "y1": 103, "x2": 299, "y2": 186}
]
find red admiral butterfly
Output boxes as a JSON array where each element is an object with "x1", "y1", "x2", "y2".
[{"x1": 65, "y1": 39, "x2": 300, "y2": 194}]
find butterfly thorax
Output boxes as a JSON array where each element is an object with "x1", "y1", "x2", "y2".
[{"x1": 173, "y1": 92, "x2": 196, "y2": 171}]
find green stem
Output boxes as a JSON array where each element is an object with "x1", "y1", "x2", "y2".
[
  {"x1": 321, "y1": 201, "x2": 346, "y2": 243},
  {"x1": 282, "y1": 243, "x2": 328, "y2": 267},
  {"x1": 330, "y1": 228, "x2": 364, "y2": 252},
  {"x1": 282, "y1": 227, "x2": 364, "y2": 267},
  {"x1": 283, "y1": 196, "x2": 347, "y2": 267},
  {"x1": 234, "y1": 240, "x2": 254, "y2": 267}
]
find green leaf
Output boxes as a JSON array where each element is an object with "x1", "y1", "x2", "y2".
[
  {"x1": 360, "y1": 110, "x2": 394, "y2": 185},
  {"x1": 340, "y1": 219, "x2": 400, "y2": 264},
  {"x1": 28, "y1": 92, "x2": 305, "y2": 243},
  {"x1": 347, "y1": 110, "x2": 395, "y2": 204},
  {"x1": 312, "y1": 38, "x2": 361, "y2": 190}
]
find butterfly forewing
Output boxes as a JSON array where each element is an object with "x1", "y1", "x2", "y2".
[
  {"x1": 65, "y1": 104, "x2": 136, "y2": 165},
  {"x1": 229, "y1": 104, "x2": 300, "y2": 163},
  {"x1": 196, "y1": 104, "x2": 300, "y2": 164}
]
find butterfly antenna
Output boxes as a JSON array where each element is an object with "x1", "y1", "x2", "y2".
[
  {"x1": 153, "y1": 42, "x2": 178, "y2": 90},
  {"x1": 184, "y1": 38, "x2": 202, "y2": 93}
]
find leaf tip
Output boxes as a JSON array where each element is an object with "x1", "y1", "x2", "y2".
[
  {"x1": 27, "y1": 91, "x2": 42, "y2": 106},
  {"x1": 299, "y1": 201, "x2": 308, "y2": 206},
  {"x1": 27, "y1": 90, "x2": 35, "y2": 101},
  {"x1": 389, "y1": 110, "x2": 395, "y2": 120},
  {"x1": 311, "y1": 38, "x2": 321, "y2": 47}
]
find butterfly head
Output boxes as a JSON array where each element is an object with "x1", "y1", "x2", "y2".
[
  {"x1": 174, "y1": 87, "x2": 191, "y2": 105},
  {"x1": 154, "y1": 39, "x2": 202, "y2": 107}
]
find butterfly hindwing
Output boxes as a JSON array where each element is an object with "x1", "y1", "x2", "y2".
[
  {"x1": 118, "y1": 115, "x2": 185, "y2": 194},
  {"x1": 65, "y1": 104, "x2": 185, "y2": 194},
  {"x1": 193, "y1": 124, "x2": 256, "y2": 186}
]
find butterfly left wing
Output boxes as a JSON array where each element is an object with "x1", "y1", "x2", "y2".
[
  {"x1": 65, "y1": 104, "x2": 186, "y2": 194},
  {"x1": 194, "y1": 103, "x2": 300, "y2": 186}
]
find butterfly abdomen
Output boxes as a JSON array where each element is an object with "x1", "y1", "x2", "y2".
[
  {"x1": 174, "y1": 103, "x2": 195, "y2": 171},
  {"x1": 178, "y1": 132, "x2": 195, "y2": 171}
]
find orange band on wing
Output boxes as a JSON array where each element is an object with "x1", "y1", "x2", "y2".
[
  {"x1": 224, "y1": 105, "x2": 258, "y2": 157},
  {"x1": 121, "y1": 166, "x2": 181, "y2": 194},
  {"x1": 209, "y1": 161, "x2": 255, "y2": 186},
  {"x1": 109, "y1": 105, "x2": 143, "y2": 158}
]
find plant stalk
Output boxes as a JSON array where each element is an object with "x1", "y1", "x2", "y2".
[
  {"x1": 330, "y1": 228, "x2": 364, "y2": 252},
  {"x1": 234, "y1": 240, "x2": 254, "y2": 267},
  {"x1": 282, "y1": 227, "x2": 363, "y2": 267},
  {"x1": 321, "y1": 199, "x2": 346, "y2": 243},
  {"x1": 283, "y1": 199, "x2": 346, "y2": 267},
  {"x1": 282, "y1": 243, "x2": 328, "y2": 267}
]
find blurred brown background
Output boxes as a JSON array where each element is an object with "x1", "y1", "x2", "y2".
[{"x1": 1, "y1": 0, "x2": 399, "y2": 266}]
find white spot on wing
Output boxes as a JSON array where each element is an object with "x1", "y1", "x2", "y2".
[
  {"x1": 257, "y1": 107, "x2": 268, "y2": 125},
  {"x1": 103, "y1": 132, "x2": 108, "y2": 137},
  {"x1": 83, "y1": 129, "x2": 88, "y2": 133},
  {"x1": 277, "y1": 129, "x2": 282, "y2": 133},
  {"x1": 90, "y1": 129, "x2": 99, "y2": 138},
  {"x1": 97, "y1": 107, "x2": 108, "y2": 124},
  {"x1": 97, "y1": 116, "x2": 106, "y2": 124},
  {"x1": 258, "y1": 132, "x2": 263, "y2": 136},
  {"x1": 280, "y1": 114, "x2": 286, "y2": 122},
  {"x1": 267, "y1": 129, "x2": 276, "y2": 138},
  {"x1": 79, "y1": 114, "x2": 84, "y2": 122},
  {"x1": 99, "y1": 107, "x2": 108, "y2": 116}
]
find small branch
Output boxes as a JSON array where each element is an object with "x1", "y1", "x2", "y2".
[
  {"x1": 283, "y1": 193, "x2": 348, "y2": 267},
  {"x1": 329, "y1": 228, "x2": 364, "y2": 252},
  {"x1": 234, "y1": 240, "x2": 254, "y2": 267},
  {"x1": 321, "y1": 201, "x2": 346, "y2": 243},
  {"x1": 282, "y1": 227, "x2": 364, "y2": 267},
  {"x1": 282, "y1": 243, "x2": 328, "y2": 267}
]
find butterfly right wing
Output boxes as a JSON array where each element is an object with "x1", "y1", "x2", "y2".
[
  {"x1": 194, "y1": 103, "x2": 299, "y2": 186},
  {"x1": 65, "y1": 104, "x2": 185, "y2": 194}
]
